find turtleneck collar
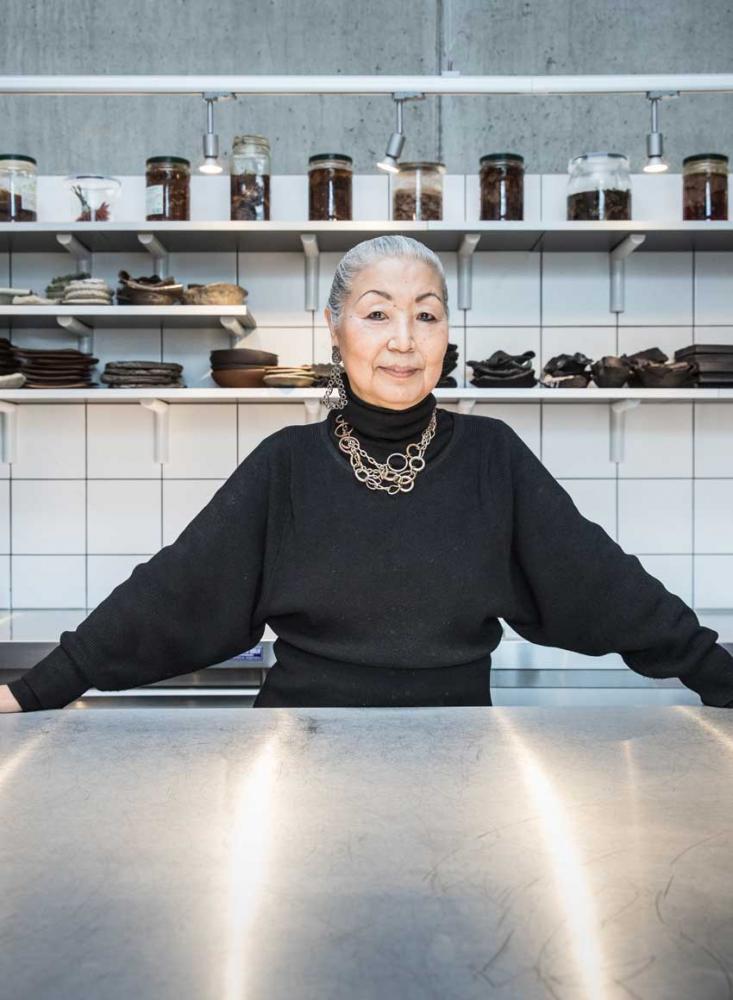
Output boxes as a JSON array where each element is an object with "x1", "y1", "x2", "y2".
[{"x1": 336, "y1": 369, "x2": 438, "y2": 442}]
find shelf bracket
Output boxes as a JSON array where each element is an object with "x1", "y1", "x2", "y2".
[
  {"x1": 609, "y1": 398, "x2": 641, "y2": 463},
  {"x1": 56, "y1": 233, "x2": 92, "y2": 274},
  {"x1": 56, "y1": 315, "x2": 94, "y2": 354},
  {"x1": 456, "y1": 398, "x2": 476, "y2": 415},
  {"x1": 609, "y1": 234, "x2": 646, "y2": 313},
  {"x1": 304, "y1": 398, "x2": 322, "y2": 424},
  {"x1": 139, "y1": 398, "x2": 170, "y2": 464},
  {"x1": 0, "y1": 401, "x2": 18, "y2": 465},
  {"x1": 301, "y1": 233, "x2": 320, "y2": 312},
  {"x1": 137, "y1": 233, "x2": 170, "y2": 278},
  {"x1": 457, "y1": 233, "x2": 481, "y2": 310},
  {"x1": 219, "y1": 315, "x2": 255, "y2": 347}
]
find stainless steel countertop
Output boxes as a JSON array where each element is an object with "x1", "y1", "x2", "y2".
[{"x1": 1, "y1": 706, "x2": 732, "y2": 999}]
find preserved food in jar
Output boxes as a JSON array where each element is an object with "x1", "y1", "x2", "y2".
[
  {"x1": 308, "y1": 154, "x2": 352, "y2": 220},
  {"x1": 683, "y1": 154, "x2": 728, "y2": 221},
  {"x1": 567, "y1": 152, "x2": 631, "y2": 220},
  {"x1": 64, "y1": 175, "x2": 121, "y2": 222},
  {"x1": 480, "y1": 153, "x2": 524, "y2": 220},
  {"x1": 0, "y1": 154, "x2": 37, "y2": 221},
  {"x1": 392, "y1": 162, "x2": 445, "y2": 220},
  {"x1": 231, "y1": 134, "x2": 271, "y2": 221},
  {"x1": 145, "y1": 156, "x2": 191, "y2": 221}
]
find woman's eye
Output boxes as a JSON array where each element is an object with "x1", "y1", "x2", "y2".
[
  {"x1": 367, "y1": 310, "x2": 387, "y2": 320},
  {"x1": 418, "y1": 312, "x2": 437, "y2": 321}
]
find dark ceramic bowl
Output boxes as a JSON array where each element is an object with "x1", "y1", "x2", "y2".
[
  {"x1": 637, "y1": 362, "x2": 696, "y2": 388},
  {"x1": 591, "y1": 356, "x2": 631, "y2": 387},
  {"x1": 210, "y1": 348, "x2": 278, "y2": 366}
]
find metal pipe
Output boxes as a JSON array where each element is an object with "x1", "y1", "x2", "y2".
[{"x1": 1, "y1": 73, "x2": 733, "y2": 96}]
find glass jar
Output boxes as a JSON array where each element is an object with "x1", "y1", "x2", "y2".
[
  {"x1": 392, "y1": 162, "x2": 446, "y2": 221},
  {"x1": 682, "y1": 153, "x2": 728, "y2": 221},
  {"x1": 567, "y1": 152, "x2": 631, "y2": 220},
  {"x1": 145, "y1": 156, "x2": 191, "y2": 221},
  {"x1": 231, "y1": 134, "x2": 271, "y2": 221},
  {"x1": 64, "y1": 175, "x2": 121, "y2": 221},
  {"x1": 308, "y1": 153, "x2": 352, "y2": 220},
  {"x1": 0, "y1": 155, "x2": 37, "y2": 221},
  {"x1": 480, "y1": 153, "x2": 524, "y2": 220}
]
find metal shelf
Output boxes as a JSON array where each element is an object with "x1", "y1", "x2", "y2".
[
  {"x1": 4, "y1": 220, "x2": 733, "y2": 253},
  {"x1": 0, "y1": 387, "x2": 730, "y2": 403},
  {"x1": 0, "y1": 304, "x2": 255, "y2": 329}
]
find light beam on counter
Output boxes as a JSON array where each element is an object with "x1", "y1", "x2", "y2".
[
  {"x1": 495, "y1": 711, "x2": 606, "y2": 1000},
  {"x1": 222, "y1": 729, "x2": 283, "y2": 1000}
]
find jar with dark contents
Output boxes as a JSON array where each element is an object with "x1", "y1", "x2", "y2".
[
  {"x1": 231, "y1": 134, "x2": 271, "y2": 221},
  {"x1": 0, "y1": 155, "x2": 37, "y2": 221},
  {"x1": 567, "y1": 152, "x2": 631, "y2": 220},
  {"x1": 392, "y1": 162, "x2": 445, "y2": 220},
  {"x1": 682, "y1": 154, "x2": 728, "y2": 221},
  {"x1": 479, "y1": 153, "x2": 524, "y2": 220},
  {"x1": 145, "y1": 156, "x2": 191, "y2": 221},
  {"x1": 308, "y1": 154, "x2": 352, "y2": 221}
]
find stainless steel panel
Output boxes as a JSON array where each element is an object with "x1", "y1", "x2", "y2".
[{"x1": 1, "y1": 705, "x2": 732, "y2": 998}]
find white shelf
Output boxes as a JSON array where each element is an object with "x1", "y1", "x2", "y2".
[
  {"x1": 0, "y1": 304, "x2": 255, "y2": 329},
  {"x1": 0, "y1": 387, "x2": 730, "y2": 403},
  {"x1": 4, "y1": 220, "x2": 733, "y2": 253}
]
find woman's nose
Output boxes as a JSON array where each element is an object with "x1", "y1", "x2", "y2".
[{"x1": 388, "y1": 315, "x2": 415, "y2": 346}]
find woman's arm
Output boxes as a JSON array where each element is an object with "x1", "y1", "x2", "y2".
[
  {"x1": 498, "y1": 422, "x2": 733, "y2": 707},
  {"x1": 6, "y1": 433, "x2": 282, "y2": 711},
  {"x1": 0, "y1": 685, "x2": 21, "y2": 713}
]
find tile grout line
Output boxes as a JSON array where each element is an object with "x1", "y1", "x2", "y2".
[
  {"x1": 615, "y1": 309, "x2": 620, "y2": 541},
  {"x1": 539, "y1": 248, "x2": 544, "y2": 461},
  {"x1": 691, "y1": 248, "x2": 696, "y2": 606},
  {"x1": 84, "y1": 402, "x2": 88, "y2": 610}
]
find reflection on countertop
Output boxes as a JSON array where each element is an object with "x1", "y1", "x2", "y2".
[{"x1": 1, "y1": 705, "x2": 732, "y2": 999}]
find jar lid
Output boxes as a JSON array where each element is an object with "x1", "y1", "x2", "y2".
[
  {"x1": 570, "y1": 152, "x2": 628, "y2": 163},
  {"x1": 682, "y1": 153, "x2": 729, "y2": 165},
  {"x1": 397, "y1": 161, "x2": 447, "y2": 173},
  {"x1": 480, "y1": 153, "x2": 524, "y2": 164},
  {"x1": 146, "y1": 156, "x2": 191, "y2": 167},
  {"x1": 309, "y1": 153, "x2": 353, "y2": 164},
  {"x1": 233, "y1": 134, "x2": 270, "y2": 147},
  {"x1": 0, "y1": 154, "x2": 37, "y2": 164}
]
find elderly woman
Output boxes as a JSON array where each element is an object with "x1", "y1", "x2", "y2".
[{"x1": 2, "y1": 235, "x2": 733, "y2": 713}]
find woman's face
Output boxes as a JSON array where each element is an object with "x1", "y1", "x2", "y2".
[{"x1": 324, "y1": 256, "x2": 448, "y2": 409}]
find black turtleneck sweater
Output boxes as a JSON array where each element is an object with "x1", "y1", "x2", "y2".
[
  {"x1": 7, "y1": 376, "x2": 733, "y2": 711},
  {"x1": 327, "y1": 369, "x2": 454, "y2": 467}
]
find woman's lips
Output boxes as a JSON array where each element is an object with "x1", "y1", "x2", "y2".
[{"x1": 381, "y1": 367, "x2": 418, "y2": 378}]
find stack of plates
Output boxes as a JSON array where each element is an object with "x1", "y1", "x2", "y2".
[
  {"x1": 100, "y1": 360, "x2": 185, "y2": 388},
  {"x1": 0, "y1": 337, "x2": 18, "y2": 375},
  {"x1": 0, "y1": 287, "x2": 32, "y2": 305},
  {"x1": 262, "y1": 366, "x2": 317, "y2": 387},
  {"x1": 467, "y1": 350, "x2": 538, "y2": 388},
  {"x1": 674, "y1": 344, "x2": 733, "y2": 387},
  {"x1": 61, "y1": 278, "x2": 115, "y2": 305},
  {"x1": 436, "y1": 341, "x2": 459, "y2": 388},
  {"x1": 210, "y1": 348, "x2": 278, "y2": 388},
  {"x1": 13, "y1": 347, "x2": 99, "y2": 388},
  {"x1": 45, "y1": 272, "x2": 91, "y2": 302}
]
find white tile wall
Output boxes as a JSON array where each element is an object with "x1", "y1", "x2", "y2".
[{"x1": 2, "y1": 173, "x2": 732, "y2": 652}]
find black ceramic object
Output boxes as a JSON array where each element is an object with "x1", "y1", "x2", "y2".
[{"x1": 591, "y1": 355, "x2": 631, "y2": 387}]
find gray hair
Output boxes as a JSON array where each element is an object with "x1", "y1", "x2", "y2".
[{"x1": 326, "y1": 235, "x2": 449, "y2": 327}]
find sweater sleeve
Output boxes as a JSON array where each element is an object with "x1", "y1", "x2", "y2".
[
  {"x1": 499, "y1": 422, "x2": 733, "y2": 707},
  {"x1": 7, "y1": 436, "x2": 277, "y2": 711}
]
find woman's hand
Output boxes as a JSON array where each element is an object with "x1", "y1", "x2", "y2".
[{"x1": 0, "y1": 684, "x2": 22, "y2": 713}]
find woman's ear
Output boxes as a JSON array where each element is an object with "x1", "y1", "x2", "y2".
[{"x1": 324, "y1": 306, "x2": 332, "y2": 332}]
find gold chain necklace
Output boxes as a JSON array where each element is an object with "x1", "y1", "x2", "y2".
[{"x1": 333, "y1": 409, "x2": 438, "y2": 494}]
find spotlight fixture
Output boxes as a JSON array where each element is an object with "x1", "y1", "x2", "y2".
[
  {"x1": 376, "y1": 92, "x2": 424, "y2": 173},
  {"x1": 199, "y1": 92, "x2": 235, "y2": 175},
  {"x1": 643, "y1": 91, "x2": 676, "y2": 174},
  {"x1": 377, "y1": 98, "x2": 405, "y2": 173}
]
